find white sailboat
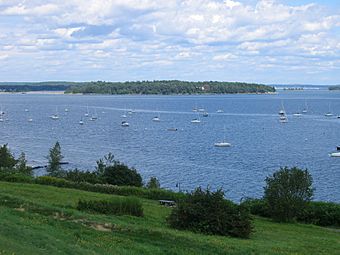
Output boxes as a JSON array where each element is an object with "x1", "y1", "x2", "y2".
[
  {"x1": 79, "y1": 118, "x2": 84, "y2": 125},
  {"x1": 152, "y1": 110, "x2": 161, "y2": 122},
  {"x1": 191, "y1": 113, "x2": 201, "y2": 123},
  {"x1": 216, "y1": 109, "x2": 224, "y2": 113},
  {"x1": 325, "y1": 103, "x2": 333, "y2": 117},
  {"x1": 84, "y1": 105, "x2": 89, "y2": 117},
  {"x1": 50, "y1": 107, "x2": 59, "y2": 120},
  {"x1": 90, "y1": 108, "x2": 98, "y2": 121},
  {"x1": 214, "y1": 126, "x2": 231, "y2": 147},
  {"x1": 302, "y1": 100, "x2": 308, "y2": 114},
  {"x1": 121, "y1": 120, "x2": 129, "y2": 127},
  {"x1": 279, "y1": 101, "x2": 288, "y2": 123}
]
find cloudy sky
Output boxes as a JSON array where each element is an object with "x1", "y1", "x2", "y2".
[{"x1": 0, "y1": 0, "x2": 339, "y2": 84}]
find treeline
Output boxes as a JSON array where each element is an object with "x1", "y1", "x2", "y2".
[
  {"x1": 65, "y1": 80, "x2": 276, "y2": 95},
  {"x1": 329, "y1": 85, "x2": 340, "y2": 90},
  {"x1": 0, "y1": 82, "x2": 76, "y2": 92}
]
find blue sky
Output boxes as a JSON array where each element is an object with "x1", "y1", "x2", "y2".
[{"x1": 0, "y1": 0, "x2": 339, "y2": 84}]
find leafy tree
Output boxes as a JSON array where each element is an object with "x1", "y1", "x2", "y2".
[
  {"x1": 167, "y1": 187, "x2": 253, "y2": 238},
  {"x1": 0, "y1": 144, "x2": 17, "y2": 169},
  {"x1": 146, "y1": 177, "x2": 160, "y2": 189},
  {"x1": 264, "y1": 167, "x2": 314, "y2": 222},
  {"x1": 15, "y1": 152, "x2": 32, "y2": 176},
  {"x1": 46, "y1": 142, "x2": 64, "y2": 177},
  {"x1": 103, "y1": 162, "x2": 143, "y2": 187},
  {"x1": 96, "y1": 152, "x2": 115, "y2": 176}
]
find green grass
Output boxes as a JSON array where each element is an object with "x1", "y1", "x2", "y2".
[{"x1": 0, "y1": 182, "x2": 339, "y2": 255}]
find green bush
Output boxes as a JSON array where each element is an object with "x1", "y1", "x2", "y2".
[
  {"x1": 77, "y1": 197, "x2": 143, "y2": 217},
  {"x1": 64, "y1": 169, "x2": 104, "y2": 184},
  {"x1": 264, "y1": 167, "x2": 314, "y2": 222},
  {"x1": 146, "y1": 177, "x2": 161, "y2": 189},
  {"x1": 297, "y1": 201, "x2": 340, "y2": 227},
  {"x1": 167, "y1": 188, "x2": 253, "y2": 238},
  {"x1": 0, "y1": 172, "x2": 34, "y2": 183},
  {"x1": 241, "y1": 198, "x2": 270, "y2": 218},
  {"x1": 35, "y1": 176, "x2": 72, "y2": 187},
  {"x1": 103, "y1": 163, "x2": 143, "y2": 187}
]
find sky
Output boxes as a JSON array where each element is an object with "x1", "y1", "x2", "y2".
[{"x1": 0, "y1": 0, "x2": 339, "y2": 84}]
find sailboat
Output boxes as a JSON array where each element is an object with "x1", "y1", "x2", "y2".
[
  {"x1": 121, "y1": 120, "x2": 129, "y2": 127},
  {"x1": 293, "y1": 106, "x2": 302, "y2": 117},
  {"x1": 191, "y1": 113, "x2": 201, "y2": 123},
  {"x1": 50, "y1": 107, "x2": 59, "y2": 120},
  {"x1": 214, "y1": 126, "x2": 231, "y2": 147},
  {"x1": 216, "y1": 109, "x2": 224, "y2": 113},
  {"x1": 302, "y1": 100, "x2": 308, "y2": 114},
  {"x1": 90, "y1": 108, "x2": 98, "y2": 121},
  {"x1": 152, "y1": 110, "x2": 161, "y2": 122},
  {"x1": 121, "y1": 106, "x2": 127, "y2": 118},
  {"x1": 79, "y1": 118, "x2": 84, "y2": 125},
  {"x1": 84, "y1": 105, "x2": 89, "y2": 117},
  {"x1": 325, "y1": 103, "x2": 333, "y2": 117},
  {"x1": 28, "y1": 117, "x2": 33, "y2": 122},
  {"x1": 279, "y1": 101, "x2": 288, "y2": 123}
]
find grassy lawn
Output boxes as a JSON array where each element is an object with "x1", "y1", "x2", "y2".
[{"x1": 0, "y1": 182, "x2": 339, "y2": 255}]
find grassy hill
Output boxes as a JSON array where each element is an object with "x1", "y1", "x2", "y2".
[{"x1": 0, "y1": 182, "x2": 339, "y2": 255}]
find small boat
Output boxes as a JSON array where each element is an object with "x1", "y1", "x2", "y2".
[
  {"x1": 330, "y1": 152, "x2": 340, "y2": 157},
  {"x1": 198, "y1": 108, "x2": 205, "y2": 112},
  {"x1": 167, "y1": 128, "x2": 178, "y2": 131},
  {"x1": 90, "y1": 109, "x2": 98, "y2": 121},
  {"x1": 216, "y1": 109, "x2": 224, "y2": 113},
  {"x1": 84, "y1": 105, "x2": 89, "y2": 117},
  {"x1": 50, "y1": 107, "x2": 59, "y2": 120},
  {"x1": 28, "y1": 118, "x2": 33, "y2": 122},
  {"x1": 336, "y1": 146, "x2": 340, "y2": 151},
  {"x1": 214, "y1": 126, "x2": 231, "y2": 147},
  {"x1": 202, "y1": 112, "x2": 209, "y2": 117},
  {"x1": 24, "y1": 108, "x2": 29, "y2": 112},
  {"x1": 152, "y1": 116, "x2": 160, "y2": 122},
  {"x1": 79, "y1": 119, "x2": 84, "y2": 125},
  {"x1": 0, "y1": 117, "x2": 4, "y2": 122},
  {"x1": 293, "y1": 112, "x2": 302, "y2": 117},
  {"x1": 279, "y1": 101, "x2": 288, "y2": 123},
  {"x1": 325, "y1": 103, "x2": 333, "y2": 117},
  {"x1": 121, "y1": 114, "x2": 127, "y2": 118},
  {"x1": 191, "y1": 118, "x2": 201, "y2": 123},
  {"x1": 337, "y1": 115, "x2": 340, "y2": 119},
  {"x1": 128, "y1": 110, "x2": 133, "y2": 115},
  {"x1": 302, "y1": 100, "x2": 308, "y2": 114},
  {"x1": 65, "y1": 108, "x2": 69, "y2": 112},
  {"x1": 121, "y1": 121, "x2": 129, "y2": 127}
]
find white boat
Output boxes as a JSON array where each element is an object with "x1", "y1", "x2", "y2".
[
  {"x1": 216, "y1": 109, "x2": 224, "y2": 113},
  {"x1": 152, "y1": 116, "x2": 160, "y2": 122},
  {"x1": 79, "y1": 118, "x2": 84, "y2": 125},
  {"x1": 279, "y1": 101, "x2": 288, "y2": 123},
  {"x1": 24, "y1": 108, "x2": 29, "y2": 112},
  {"x1": 90, "y1": 108, "x2": 98, "y2": 121},
  {"x1": 28, "y1": 118, "x2": 33, "y2": 122},
  {"x1": 293, "y1": 112, "x2": 302, "y2": 117},
  {"x1": 302, "y1": 100, "x2": 308, "y2": 113},
  {"x1": 65, "y1": 108, "x2": 69, "y2": 112},
  {"x1": 214, "y1": 126, "x2": 231, "y2": 147},
  {"x1": 84, "y1": 105, "x2": 89, "y2": 117},
  {"x1": 198, "y1": 108, "x2": 205, "y2": 112},
  {"x1": 128, "y1": 110, "x2": 133, "y2": 115},
  {"x1": 121, "y1": 121, "x2": 129, "y2": 127},
  {"x1": 325, "y1": 103, "x2": 333, "y2": 117},
  {"x1": 50, "y1": 107, "x2": 59, "y2": 120},
  {"x1": 202, "y1": 112, "x2": 209, "y2": 117},
  {"x1": 0, "y1": 117, "x2": 4, "y2": 122},
  {"x1": 330, "y1": 152, "x2": 340, "y2": 157}
]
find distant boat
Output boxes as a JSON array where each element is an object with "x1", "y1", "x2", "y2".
[
  {"x1": 152, "y1": 116, "x2": 160, "y2": 122},
  {"x1": 325, "y1": 103, "x2": 333, "y2": 117},
  {"x1": 0, "y1": 116, "x2": 4, "y2": 122},
  {"x1": 167, "y1": 128, "x2": 178, "y2": 131},
  {"x1": 337, "y1": 146, "x2": 340, "y2": 151},
  {"x1": 191, "y1": 114, "x2": 201, "y2": 123},
  {"x1": 79, "y1": 118, "x2": 84, "y2": 125},
  {"x1": 24, "y1": 108, "x2": 29, "y2": 112},
  {"x1": 84, "y1": 105, "x2": 89, "y2": 117},
  {"x1": 121, "y1": 121, "x2": 129, "y2": 127},
  {"x1": 293, "y1": 112, "x2": 302, "y2": 117},
  {"x1": 65, "y1": 108, "x2": 69, "y2": 112},
  {"x1": 128, "y1": 110, "x2": 133, "y2": 115},
  {"x1": 198, "y1": 108, "x2": 205, "y2": 112},
  {"x1": 330, "y1": 152, "x2": 340, "y2": 157},
  {"x1": 214, "y1": 126, "x2": 231, "y2": 147},
  {"x1": 202, "y1": 112, "x2": 209, "y2": 117},
  {"x1": 302, "y1": 100, "x2": 308, "y2": 114},
  {"x1": 27, "y1": 117, "x2": 33, "y2": 122},
  {"x1": 50, "y1": 107, "x2": 59, "y2": 120},
  {"x1": 279, "y1": 101, "x2": 288, "y2": 123},
  {"x1": 90, "y1": 108, "x2": 98, "y2": 121},
  {"x1": 216, "y1": 109, "x2": 224, "y2": 113},
  {"x1": 337, "y1": 115, "x2": 340, "y2": 119}
]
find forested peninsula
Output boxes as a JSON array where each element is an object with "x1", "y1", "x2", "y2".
[{"x1": 65, "y1": 80, "x2": 275, "y2": 95}]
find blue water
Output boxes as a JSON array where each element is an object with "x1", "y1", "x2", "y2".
[{"x1": 1, "y1": 90, "x2": 339, "y2": 202}]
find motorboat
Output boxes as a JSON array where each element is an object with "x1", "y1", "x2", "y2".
[{"x1": 121, "y1": 121, "x2": 129, "y2": 127}]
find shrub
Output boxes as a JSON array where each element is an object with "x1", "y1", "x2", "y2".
[
  {"x1": 64, "y1": 169, "x2": 104, "y2": 184},
  {"x1": 146, "y1": 177, "x2": 160, "y2": 189},
  {"x1": 35, "y1": 176, "x2": 72, "y2": 187},
  {"x1": 167, "y1": 187, "x2": 252, "y2": 238},
  {"x1": 264, "y1": 167, "x2": 314, "y2": 222},
  {"x1": 46, "y1": 142, "x2": 64, "y2": 177},
  {"x1": 297, "y1": 201, "x2": 340, "y2": 227},
  {"x1": 77, "y1": 197, "x2": 143, "y2": 217},
  {"x1": 103, "y1": 163, "x2": 142, "y2": 187},
  {"x1": 241, "y1": 198, "x2": 270, "y2": 218},
  {"x1": 0, "y1": 172, "x2": 34, "y2": 183}
]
